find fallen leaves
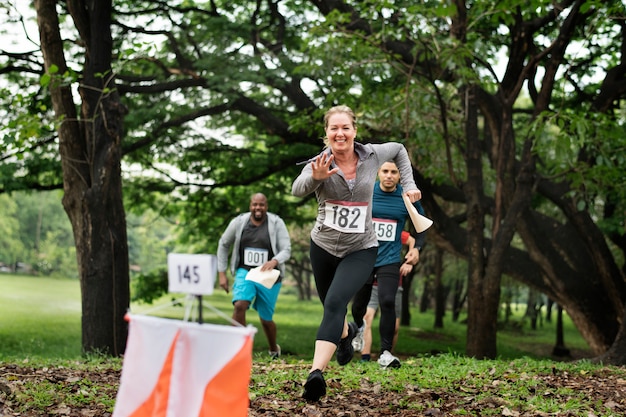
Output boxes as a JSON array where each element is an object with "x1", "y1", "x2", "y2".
[{"x1": 1, "y1": 362, "x2": 626, "y2": 416}]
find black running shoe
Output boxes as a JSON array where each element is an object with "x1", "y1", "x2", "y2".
[
  {"x1": 302, "y1": 369, "x2": 326, "y2": 401},
  {"x1": 336, "y1": 321, "x2": 358, "y2": 365}
]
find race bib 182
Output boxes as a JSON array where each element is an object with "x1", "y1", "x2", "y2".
[{"x1": 323, "y1": 200, "x2": 368, "y2": 233}]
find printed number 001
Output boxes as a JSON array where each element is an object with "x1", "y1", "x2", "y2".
[{"x1": 246, "y1": 252, "x2": 265, "y2": 265}]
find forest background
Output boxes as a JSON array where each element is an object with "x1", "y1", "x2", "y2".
[{"x1": 0, "y1": 0, "x2": 625, "y2": 364}]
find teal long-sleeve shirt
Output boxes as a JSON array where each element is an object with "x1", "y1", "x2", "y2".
[{"x1": 372, "y1": 182, "x2": 425, "y2": 267}]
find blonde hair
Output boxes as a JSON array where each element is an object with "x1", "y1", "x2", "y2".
[{"x1": 322, "y1": 105, "x2": 357, "y2": 147}]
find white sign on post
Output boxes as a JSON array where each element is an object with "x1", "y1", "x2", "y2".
[{"x1": 167, "y1": 253, "x2": 217, "y2": 295}]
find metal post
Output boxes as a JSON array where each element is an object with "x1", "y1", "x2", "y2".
[{"x1": 197, "y1": 295, "x2": 203, "y2": 324}]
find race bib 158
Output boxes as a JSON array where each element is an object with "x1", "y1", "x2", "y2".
[{"x1": 373, "y1": 218, "x2": 398, "y2": 242}]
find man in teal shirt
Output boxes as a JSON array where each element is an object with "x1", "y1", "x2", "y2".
[{"x1": 351, "y1": 161, "x2": 426, "y2": 368}]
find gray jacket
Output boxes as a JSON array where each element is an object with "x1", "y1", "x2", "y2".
[
  {"x1": 217, "y1": 212, "x2": 291, "y2": 279},
  {"x1": 292, "y1": 142, "x2": 418, "y2": 258}
]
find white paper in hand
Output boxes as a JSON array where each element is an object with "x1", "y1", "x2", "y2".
[
  {"x1": 402, "y1": 194, "x2": 433, "y2": 233},
  {"x1": 245, "y1": 267, "x2": 280, "y2": 289}
]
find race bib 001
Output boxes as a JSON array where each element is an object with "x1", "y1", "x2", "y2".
[
  {"x1": 323, "y1": 200, "x2": 368, "y2": 233},
  {"x1": 373, "y1": 218, "x2": 398, "y2": 242},
  {"x1": 243, "y1": 247, "x2": 269, "y2": 266}
]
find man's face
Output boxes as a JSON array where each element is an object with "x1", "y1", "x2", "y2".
[
  {"x1": 249, "y1": 195, "x2": 268, "y2": 221},
  {"x1": 378, "y1": 162, "x2": 400, "y2": 192}
]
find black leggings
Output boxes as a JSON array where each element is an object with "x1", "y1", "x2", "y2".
[
  {"x1": 310, "y1": 240, "x2": 377, "y2": 344},
  {"x1": 351, "y1": 263, "x2": 400, "y2": 352}
]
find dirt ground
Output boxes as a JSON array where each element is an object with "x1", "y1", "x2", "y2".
[{"x1": 2, "y1": 359, "x2": 626, "y2": 417}]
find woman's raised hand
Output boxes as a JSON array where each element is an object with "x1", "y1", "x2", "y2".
[{"x1": 311, "y1": 153, "x2": 339, "y2": 180}]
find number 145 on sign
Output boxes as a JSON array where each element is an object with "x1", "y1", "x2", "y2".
[{"x1": 167, "y1": 253, "x2": 217, "y2": 295}]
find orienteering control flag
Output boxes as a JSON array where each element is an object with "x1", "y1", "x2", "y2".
[{"x1": 113, "y1": 314, "x2": 256, "y2": 417}]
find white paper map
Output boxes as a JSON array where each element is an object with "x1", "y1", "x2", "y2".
[
  {"x1": 245, "y1": 267, "x2": 280, "y2": 289},
  {"x1": 402, "y1": 194, "x2": 433, "y2": 233}
]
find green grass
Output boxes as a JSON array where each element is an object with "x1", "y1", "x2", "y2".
[
  {"x1": 0, "y1": 273, "x2": 592, "y2": 361},
  {"x1": 0, "y1": 273, "x2": 82, "y2": 359},
  {"x1": 2, "y1": 274, "x2": 624, "y2": 417},
  {"x1": 245, "y1": 353, "x2": 624, "y2": 416}
]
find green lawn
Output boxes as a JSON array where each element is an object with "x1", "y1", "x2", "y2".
[
  {"x1": 0, "y1": 273, "x2": 82, "y2": 359},
  {"x1": 3, "y1": 273, "x2": 618, "y2": 417},
  {"x1": 0, "y1": 273, "x2": 592, "y2": 361}
]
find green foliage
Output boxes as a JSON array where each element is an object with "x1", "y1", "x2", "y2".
[
  {"x1": 529, "y1": 109, "x2": 626, "y2": 227},
  {"x1": 4, "y1": 0, "x2": 624, "y2": 249},
  {"x1": 0, "y1": 36, "x2": 60, "y2": 193},
  {"x1": 0, "y1": 194, "x2": 26, "y2": 266},
  {"x1": 126, "y1": 210, "x2": 177, "y2": 273},
  {"x1": 1, "y1": 189, "x2": 180, "y2": 280},
  {"x1": 36, "y1": 230, "x2": 77, "y2": 278},
  {"x1": 0, "y1": 190, "x2": 76, "y2": 276},
  {"x1": 3, "y1": 0, "x2": 625, "y2": 230},
  {"x1": 130, "y1": 268, "x2": 169, "y2": 304}
]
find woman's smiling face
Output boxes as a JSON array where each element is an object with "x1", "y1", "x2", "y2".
[{"x1": 325, "y1": 112, "x2": 357, "y2": 153}]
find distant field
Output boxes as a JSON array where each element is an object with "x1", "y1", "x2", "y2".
[
  {"x1": 0, "y1": 273, "x2": 592, "y2": 361},
  {"x1": 0, "y1": 273, "x2": 82, "y2": 359}
]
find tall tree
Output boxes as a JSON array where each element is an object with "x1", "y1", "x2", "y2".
[{"x1": 34, "y1": 0, "x2": 129, "y2": 355}]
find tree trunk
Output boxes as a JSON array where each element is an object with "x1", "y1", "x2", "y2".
[
  {"x1": 288, "y1": 258, "x2": 312, "y2": 301},
  {"x1": 546, "y1": 298, "x2": 554, "y2": 323},
  {"x1": 433, "y1": 248, "x2": 445, "y2": 328},
  {"x1": 502, "y1": 284, "x2": 513, "y2": 324},
  {"x1": 517, "y1": 210, "x2": 621, "y2": 354},
  {"x1": 35, "y1": 0, "x2": 129, "y2": 356},
  {"x1": 426, "y1": 189, "x2": 623, "y2": 356},
  {"x1": 552, "y1": 305, "x2": 570, "y2": 357},
  {"x1": 595, "y1": 307, "x2": 626, "y2": 365},
  {"x1": 451, "y1": 277, "x2": 466, "y2": 322},
  {"x1": 463, "y1": 85, "x2": 496, "y2": 358},
  {"x1": 419, "y1": 279, "x2": 431, "y2": 313},
  {"x1": 525, "y1": 287, "x2": 539, "y2": 330},
  {"x1": 418, "y1": 264, "x2": 432, "y2": 313}
]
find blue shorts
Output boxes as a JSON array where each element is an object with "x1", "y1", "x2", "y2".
[{"x1": 232, "y1": 268, "x2": 281, "y2": 321}]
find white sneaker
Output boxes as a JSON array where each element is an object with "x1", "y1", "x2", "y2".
[
  {"x1": 378, "y1": 350, "x2": 401, "y2": 369},
  {"x1": 352, "y1": 320, "x2": 366, "y2": 352},
  {"x1": 269, "y1": 344, "x2": 281, "y2": 360}
]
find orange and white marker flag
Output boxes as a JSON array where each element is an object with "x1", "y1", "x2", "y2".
[{"x1": 113, "y1": 314, "x2": 256, "y2": 417}]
